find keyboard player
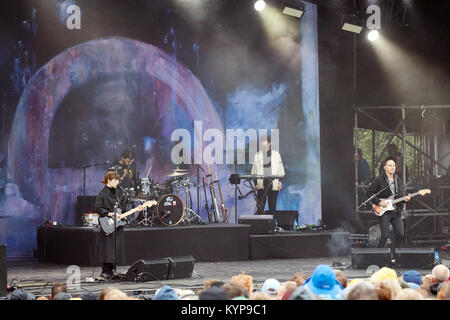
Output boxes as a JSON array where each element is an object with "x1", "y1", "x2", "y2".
[{"x1": 251, "y1": 135, "x2": 285, "y2": 215}]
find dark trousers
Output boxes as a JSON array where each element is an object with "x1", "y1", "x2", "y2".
[
  {"x1": 378, "y1": 211, "x2": 404, "y2": 249},
  {"x1": 256, "y1": 181, "x2": 279, "y2": 215}
]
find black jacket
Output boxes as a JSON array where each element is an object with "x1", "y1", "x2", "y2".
[
  {"x1": 366, "y1": 172, "x2": 408, "y2": 209},
  {"x1": 95, "y1": 186, "x2": 125, "y2": 217}
]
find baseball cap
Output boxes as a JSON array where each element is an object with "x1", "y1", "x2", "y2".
[
  {"x1": 153, "y1": 285, "x2": 179, "y2": 300},
  {"x1": 403, "y1": 270, "x2": 422, "y2": 286},
  {"x1": 261, "y1": 278, "x2": 281, "y2": 295},
  {"x1": 303, "y1": 265, "x2": 343, "y2": 300}
]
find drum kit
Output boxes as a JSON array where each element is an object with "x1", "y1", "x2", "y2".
[{"x1": 123, "y1": 166, "x2": 206, "y2": 227}]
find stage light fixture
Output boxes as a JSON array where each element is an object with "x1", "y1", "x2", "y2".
[
  {"x1": 341, "y1": 15, "x2": 363, "y2": 34},
  {"x1": 282, "y1": 0, "x2": 305, "y2": 19},
  {"x1": 367, "y1": 29, "x2": 379, "y2": 41},
  {"x1": 254, "y1": 0, "x2": 266, "y2": 11}
]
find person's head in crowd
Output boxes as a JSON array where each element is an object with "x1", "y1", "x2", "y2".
[
  {"x1": 36, "y1": 296, "x2": 49, "y2": 300},
  {"x1": 437, "y1": 284, "x2": 448, "y2": 300},
  {"x1": 99, "y1": 287, "x2": 117, "y2": 300},
  {"x1": 230, "y1": 273, "x2": 253, "y2": 298},
  {"x1": 53, "y1": 292, "x2": 72, "y2": 300},
  {"x1": 103, "y1": 288, "x2": 129, "y2": 300},
  {"x1": 199, "y1": 286, "x2": 230, "y2": 300},
  {"x1": 303, "y1": 264, "x2": 343, "y2": 300},
  {"x1": 395, "y1": 288, "x2": 424, "y2": 300},
  {"x1": 288, "y1": 286, "x2": 318, "y2": 300},
  {"x1": 281, "y1": 289, "x2": 295, "y2": 300},
  {"x1": 370, "y1": 267, "x2": 398, "y2": 283},
  {"x1": 204, "y1": 279, "x2": 225, "y2": 289},
  {"x1": 347, "y1": 279, "x2": 364, "y2": 287},
  {"x1": 380, "y1": 279, "x2": 402, "y2": 300},
  {"x1": 51, "y1": 283, "x2": 67, "y2": 300},
  {"x1": 344, "y1": 281, "x2": 378, "y2": 300},
  {"x1": 276, "y1": 281, "x2": 297, "y2": 300},
  {"x1": 153, "y1": 285, "x2": 178, "y2": 300},
  {"x1": 290, "y1": 272, "x2": 308, "y2": 286},
  {"x1": 334, "y1": 269, "x2": 348, "y2": 288},
  {"x1": 261, "y1": 278, "x2": 281, "y2": 299},
  {"x1": 374, "y1": 282, "x2": 392, "y2": 300},
  {"x1": 7, "y1": 289, "x2": 35, "y2": 300},
  {"x1": 176, "y1": 289, "x2": 198, "y2": 300},
  {"x1": 80, "y1": 291, "x2": 98, "y2": 300},
  {"x1": 432, "y1": 264, "x2": 449, "y2": 283},
  {"x1": 422, "y1": 274, "x2": 434, "y2": 294},
  {"x1": 221, "y1": 282, "x2": 246, "y2": 299},
  {"x1": 444, "y1": 283, "x2": 450, "y2": 300},
  {"x1": 402, "y1": 270, "x2": 422, "y2": 287},
  {"x1": 250, "y1": 291, "x2": 271, "y2": 300}
]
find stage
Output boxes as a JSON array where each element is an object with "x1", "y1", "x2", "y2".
[{"x1": 36, "y1": 224, "x2": 350, "y2": 266}]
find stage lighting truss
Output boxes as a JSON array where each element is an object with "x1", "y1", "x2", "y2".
[{"x1": 282, "y1": 0, "x2": 305, "y2": 19}]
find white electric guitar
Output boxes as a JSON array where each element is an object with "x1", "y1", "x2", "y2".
[{"x1": 372, "y1": 189, "x2": 431, "y2": 217}]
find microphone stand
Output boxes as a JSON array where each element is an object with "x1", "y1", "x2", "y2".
[
  {"x1": 81, "y1": 161, "x2": 111, "y2": 215},
  {"x1": 113, "y1": 201, "x2": 118, "y2": 279},
  {"x1": 234, "y1": 161, "x2": 238, "y2": 224}
]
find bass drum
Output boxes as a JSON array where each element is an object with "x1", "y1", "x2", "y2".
[{"x1": 157, "y1": 194, "x2": 185, "y2": 226}]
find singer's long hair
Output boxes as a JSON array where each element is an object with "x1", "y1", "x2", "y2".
[{"x1": 101, "y1": 171, "x2": 121, "y2": 184}]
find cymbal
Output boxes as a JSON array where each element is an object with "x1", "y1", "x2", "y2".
[
  {"x1": 167, "y1": 171, "x2": 189, "y2": 177},
  {"x1": 170, "y1": 166, "x2": 190, "y2": 173}
]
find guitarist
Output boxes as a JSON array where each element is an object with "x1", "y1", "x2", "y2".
[
  {"x1": 95, "y1": 171, "x2": 133, "y2": 279},
  {"x1": 367, "y1": 157, "x2": 410, "y2": 249}
]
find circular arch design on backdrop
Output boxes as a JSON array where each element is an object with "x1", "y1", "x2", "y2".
[{"x1": 7, "y1": 36, "x2": 224, "y2": 219}]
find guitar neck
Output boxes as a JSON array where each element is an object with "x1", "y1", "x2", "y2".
[
  {"x1": 120, "y1": 207, "x2": 141, "y2": 219},
  {"x1": 392, "y1": 192, "x2": 419, "y2": 204}
]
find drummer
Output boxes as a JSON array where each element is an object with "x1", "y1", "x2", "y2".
[{"x1": 112, "y1": 149, "x2": 139, "y2": 190}]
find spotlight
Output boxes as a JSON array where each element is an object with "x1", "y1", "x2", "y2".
[
  {"x1": 367, "y1": 29, "x2": 379, "y2": 41},
  {"x1": 282, "y1": 0, "x2": 305, "y2": 19},
  {"x1": 341, "y1": 15, "x2": 363, "y2": 34},
  {"x1": 254, "y1": 0, "x2": 265, "y2": 11}
]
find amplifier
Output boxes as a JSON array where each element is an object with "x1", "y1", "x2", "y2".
[{"x1": 238, "y1": 215, "x2": 275, "y2": 234}]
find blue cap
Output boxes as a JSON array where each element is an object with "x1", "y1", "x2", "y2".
[
  {"x1": 153, "y1": 285, "x2": 179, "y2": 300},
  {"x1": 403, "y1": 270, "x2": 422, "y2": 286},
  {"x1": 303, "y1": 265, "x2": 343, "y2": 300}
]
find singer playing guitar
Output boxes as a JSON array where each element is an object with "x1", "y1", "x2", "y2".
[
  {"x1": 95, "y1": 171, "x2": 144, "y2": 279},
  {"x1": 366, "y1": 157, "x2": 411, "y2": 249}
]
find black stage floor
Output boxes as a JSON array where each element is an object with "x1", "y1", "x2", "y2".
[{"x1": 5, "y1": 255, "x2": 448, "y2": 299}]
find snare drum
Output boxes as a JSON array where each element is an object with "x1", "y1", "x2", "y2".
[
  {"x1": 82, "y1": 213, "x2": 99, "y2": 227},
  {"x1": 157, "y1": 194, "x2": 185, "y2": 226}
]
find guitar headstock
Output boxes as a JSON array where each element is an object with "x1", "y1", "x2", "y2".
[
  {"x1": 418, "y1": 189, "x2": 431, "y2": 196},
  {"x1": 144, "y1": 200, "x2": 157, "y2": 207}
]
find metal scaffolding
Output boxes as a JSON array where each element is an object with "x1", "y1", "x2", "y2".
[{"x1": 354, "y1": 105, "x2": 450, "y2": 246}]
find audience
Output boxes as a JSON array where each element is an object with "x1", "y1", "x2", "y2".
[{"x1": 5, "y1": 261, "x2": 449, "y2": 301}]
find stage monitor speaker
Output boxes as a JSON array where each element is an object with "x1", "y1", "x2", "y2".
[
  {"x1": 238, "y1": 215, "x2": 274, "y2": 234},
  {"x1": 269, "y1": 210, "x2": 298, "y2": 230},
  {"x1": 125, "y1": 258, "x2": 170, "y2": 282},
  {"x1": 167, "y1": 255, "x2": 195, "y2": 279},
  {"x1": 0, "y1": 244, "x2": 6, "y2": 297},
  {"x1": 395, "y1": 248, "x2": 435, "y2": 269},
  {"x1": 351, "y1": 248, "x2": 391, "y2": 269}
]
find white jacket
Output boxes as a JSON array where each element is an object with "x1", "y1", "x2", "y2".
[{"x1": 251, "y1": 150, "x2": 285, "y2": 191}]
